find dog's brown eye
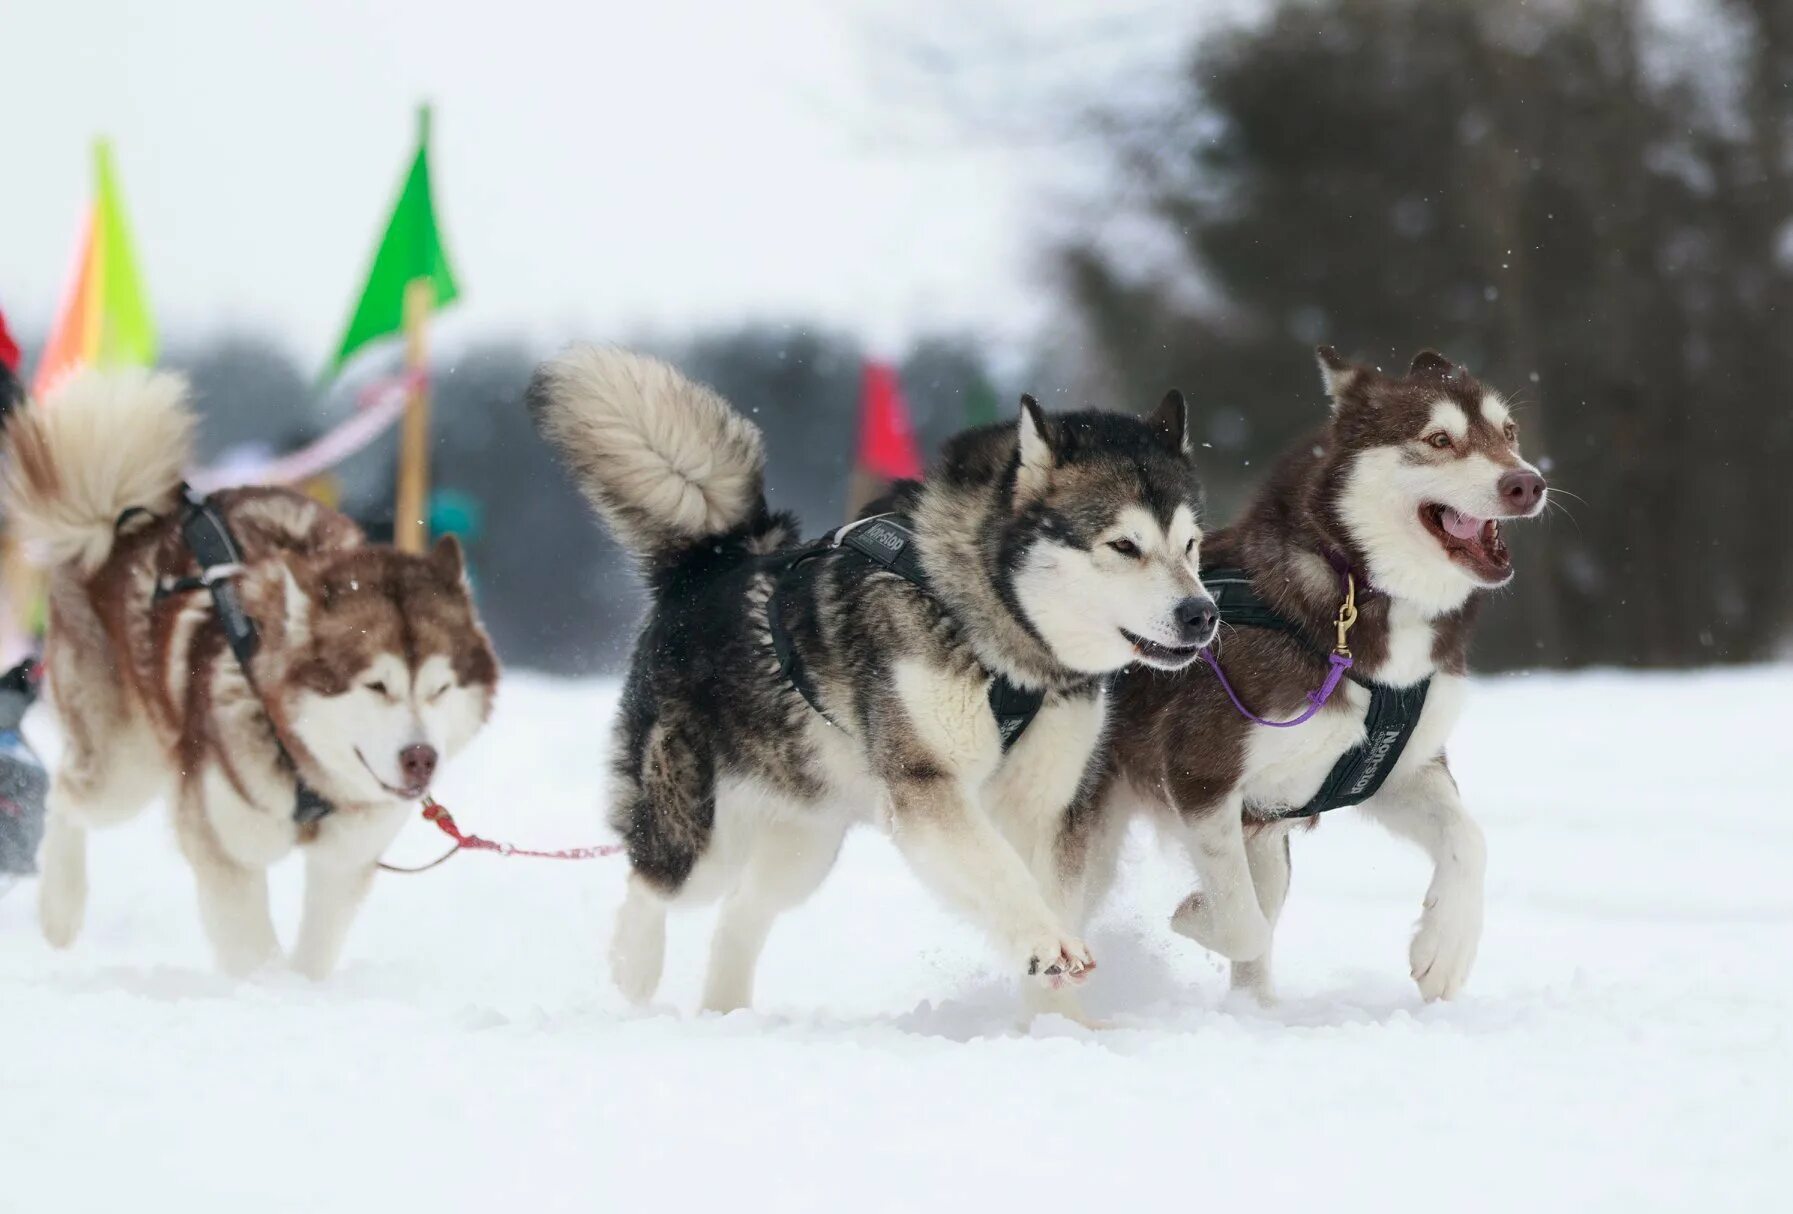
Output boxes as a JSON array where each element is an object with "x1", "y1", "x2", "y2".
[
  {"x1": 365, "y1": 680, "x2": 390, "y2": 697},
  {"x1": 1184, "y1": 538, "x2": 1195, "y2": 556},
  {"x1": 1108, "y1": 538, "x2": 1141, "y2": 558},
  {"x1": 1426, "y1": 431, "x2": 1454, "y2": 450},
  {"x1": 1503, "y1": 422, "x2": 1518, "y2": 443}
]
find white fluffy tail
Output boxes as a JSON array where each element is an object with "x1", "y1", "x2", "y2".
[
  {"x1": 1, "y1": 368, "x2": 195, "y2": 574},
  {"x1": 527, "y1": 347, "x2": 767, "y2": 562}
]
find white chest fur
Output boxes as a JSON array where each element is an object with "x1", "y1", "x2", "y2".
[
  {"x1": 1241, "y1": 598, "x2": 1466, "y2": 814},
  {"x1": 983, "y1": 688, "x2": 1108, "y2": 836}
]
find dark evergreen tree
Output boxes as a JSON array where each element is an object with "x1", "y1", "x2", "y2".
[{"x1": 1051, "y1": 0, "x2": 1793, "y2": 667}]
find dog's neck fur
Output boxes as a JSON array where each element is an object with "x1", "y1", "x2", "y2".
[
  {"x1": 906, "y1": 477, "x2": 1090, "y2": 693},
  {"x1": 228, "y1": 564, "x2": 365, "y2": 812},
  {"x1": 1220, "y1": 430, "x2": 1481, "y2": 685}
]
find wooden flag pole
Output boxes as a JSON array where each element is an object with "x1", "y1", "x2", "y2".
[
  {"x1": 0, "y1": 529, "x2": 38, "y2": 664},
  {"x1": 394, "y1": 277, "x2": 433, "y2": 553}
]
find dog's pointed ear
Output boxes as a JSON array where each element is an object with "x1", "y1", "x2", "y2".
[
  {"x1": 1146, "y1": 388, "x2": 1191, "y2": 457},
  {"x1": 1015, "y1": 393, "x2": 1056, "y2": 504},
  {"x1": 278, "y1": 562, "x2": 313, "y2": 641},
  {"x1": 1408, "y1": 349, "x2": 1456, "y2": 380},
  {"x1": 1316, "y1": 346, "x2": 1365, "y2": 412},
  {"x1": 431, "y1": 533, "x2": 467, "y2": 584}
]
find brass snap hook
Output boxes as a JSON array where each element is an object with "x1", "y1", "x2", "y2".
[{"x1": 1334, "y1": 573, "x2": 1359, "y2": 657}]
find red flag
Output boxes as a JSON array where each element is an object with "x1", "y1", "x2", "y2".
[
  {"x1": 0, "y1": 308, "x2": 20, "y2": 374},
  {"x1": 857, "y1": 361, "x2": 923, "y2": 480}
]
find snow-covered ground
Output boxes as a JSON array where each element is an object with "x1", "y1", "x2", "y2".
[{"x1": 2, "y1": 667, "x2": 1787, "y2": 1212}]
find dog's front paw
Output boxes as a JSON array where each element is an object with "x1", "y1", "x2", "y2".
[
  {"x1": 1023, "y1": 933, "x2": 1095, "y2": 989},
  {"x1": 1171, "y1": 890, "x2": 1272, "y2": 962},
  {"x1": 1410, "y1": 881, "x2": 1483, "y2": 1001}
]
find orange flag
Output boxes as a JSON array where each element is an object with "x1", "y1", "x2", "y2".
[{"x1": 34, "y1": 139, "x2": 157, "y2": 398}]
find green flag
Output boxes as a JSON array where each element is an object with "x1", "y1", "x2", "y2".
[
  {"x1": 964, "y1": 374, "x2": 999, "y2": 428},
  {"x1": 327, "y1": 106, "x2": 460, "y2": 375}
]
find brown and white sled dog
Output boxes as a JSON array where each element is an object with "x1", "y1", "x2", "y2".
[
  {"x1": 1101, "y1": 348, "x2": 1547, "y2": 1003},
  {"x1": 1, "y1": 370, "x2": 498, "y2": 978},
  {"x1": 529, "y1": 347, "x2": 1215, "y2": 1018}
]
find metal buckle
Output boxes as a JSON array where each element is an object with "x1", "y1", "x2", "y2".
[{"x1": 1334, "y1": 573, "x2": 1359, "y2": 658}]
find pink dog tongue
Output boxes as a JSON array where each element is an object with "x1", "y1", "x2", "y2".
[{"x1": 1441, "y1": 508, "x2": 1484, "y2": 541}]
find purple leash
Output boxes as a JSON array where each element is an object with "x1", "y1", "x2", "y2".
[
  {"x1": 1200, "y1": 648, "x2": 1353, "y2": 728},
  {"x1": 1201, "y1": 564, "x2": 1361, "y2": 728}
]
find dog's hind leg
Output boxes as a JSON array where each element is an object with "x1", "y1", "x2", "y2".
[
  {"x1": 611, "y1": 872, "x2": 670, "y2": 1006},
  {"x1": 607, "y1": 715, "x2": 717, "y2": 1006},
  {"x1": 1229, "y1": 823, "x2": 1293, "y2": 1003},
  {"x1": 701, "y1": 811, "x2": 847, "y2": 1014},
  {"x1": 36, "y1": 813, "x2": 90, "y2": 950},
  {"x1": 1168, "y1": 791, "x2": 1273, "y2": 964},
  {"x1": 36, "y1": 691, "x2": 165, "y2": 950},
  {"x1": 1360, "y1": 756, "x2": 1485, "y2": 1001}
]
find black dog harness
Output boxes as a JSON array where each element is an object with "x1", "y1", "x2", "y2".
[
  {"x1": 1202, "y1": 564, "x2": 1430, "y2": 818},
  {"x1": 144, "y1": 487, "x2": 335, "y2": 824},
  {"x1": 766, "y1": 515, "x2": 1045, "y2": 751}
]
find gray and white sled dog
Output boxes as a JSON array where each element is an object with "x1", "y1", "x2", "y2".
[
  {"x1": 528, "y1": 347, "x2": 1217, "y2": 1017},
  {"x1": 1, "y1": 369, "x2": 499, "y2": 978},
  {"x1": 1098, "y1": 348, "x2": 1548, "y2": 1003}
]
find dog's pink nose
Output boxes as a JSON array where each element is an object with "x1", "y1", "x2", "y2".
[
  {"x1": 1499, "y1": 469, "x2": 1545, "y2": 512},
  {"x1": 399, "y1": 744, "x2": 437, "y2": 790}
]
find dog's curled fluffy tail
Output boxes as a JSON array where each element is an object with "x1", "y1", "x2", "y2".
[
  {"x1": 527, "y1": 347, "x2": 769, "y2": 564},
  {"x1": 1, "y1": 368, "x2": 195, "y2": 574}
]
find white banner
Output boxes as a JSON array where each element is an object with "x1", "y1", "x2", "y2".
[{"x1": 188, "y1": 371, "x2": 421, "y2": 493}]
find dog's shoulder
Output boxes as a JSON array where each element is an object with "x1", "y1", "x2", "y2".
[
  {"x1": 212, "y1": 487, "x2": 364, "y2": 563},
  {"x1": 822, "y1": 550, "x2": 978, "y2": 680}
]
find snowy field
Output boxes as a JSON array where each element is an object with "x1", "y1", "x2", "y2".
[{"x1": 2, "y1": 667, "x2": 1787, "y2": 1212}]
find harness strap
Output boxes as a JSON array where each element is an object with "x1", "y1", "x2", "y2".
[
  {"x1": 1201, "y1": 561, "x2": 1431, "y2": 819},
  {"x1": 1304, "y1": 678, "x2": 1430, "y2": 813},
  {"x1": 767, "y1": 516, "x2": 1045, "y2": 752},
  {"x1": 168, "y1": 487, "x2": 336, "y2": 825}
]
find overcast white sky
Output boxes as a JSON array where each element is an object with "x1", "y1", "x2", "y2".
[{"x1": 2, "y1": 0, "x2": 1209, "y2": 367}]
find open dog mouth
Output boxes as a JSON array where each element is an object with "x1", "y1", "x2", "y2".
[
  {"x1": 1420, "y1": 504, "x2": 1512, "y2": 583},
  {"x1": 356, "y1": 748, "x2": 427, "y2": 800},
  {"x1": 1120, "y1": 628, "x2": 1205, "y2": 670}
]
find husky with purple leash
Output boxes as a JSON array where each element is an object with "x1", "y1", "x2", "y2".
[
  {"x1": 1098, "y1": 347, "x2": 1548, "y2": 1004},
  {"x1": 529, "y1": 347, "x2": 1217, "y2": 1020}
]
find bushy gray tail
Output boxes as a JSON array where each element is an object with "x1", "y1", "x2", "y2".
[
  {"x1": 1, "y1": 368, "x2": 195, "y2": 574},
  {"x1": 527, "y1": 347, "x2": 768, "y2": 564}
]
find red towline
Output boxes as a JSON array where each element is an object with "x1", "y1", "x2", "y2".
[{"x1": 378, "y1": 796, "x2": 624, "y2": 874}]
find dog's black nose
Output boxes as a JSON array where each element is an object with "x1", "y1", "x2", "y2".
[
  {"x1": 1174, "y1": 596, "x2": 1219, "y2": 646},
  {"x1": 399, "y1": 744, "x2": 438, "y2": 790},
  {"x1": 1499, "y1": 469, "x2": 1545, "y2": 512}
]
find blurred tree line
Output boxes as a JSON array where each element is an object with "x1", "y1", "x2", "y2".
[
  {"x1": 30, "y1": 0, "x2": 1790, "y2": 675},
  {"x1": 1048, "y1": 0, "x2": 1793, "y2": 668},
  {"x1": 154, "y1": 326, "x2": 1002, "y2": 673}
]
